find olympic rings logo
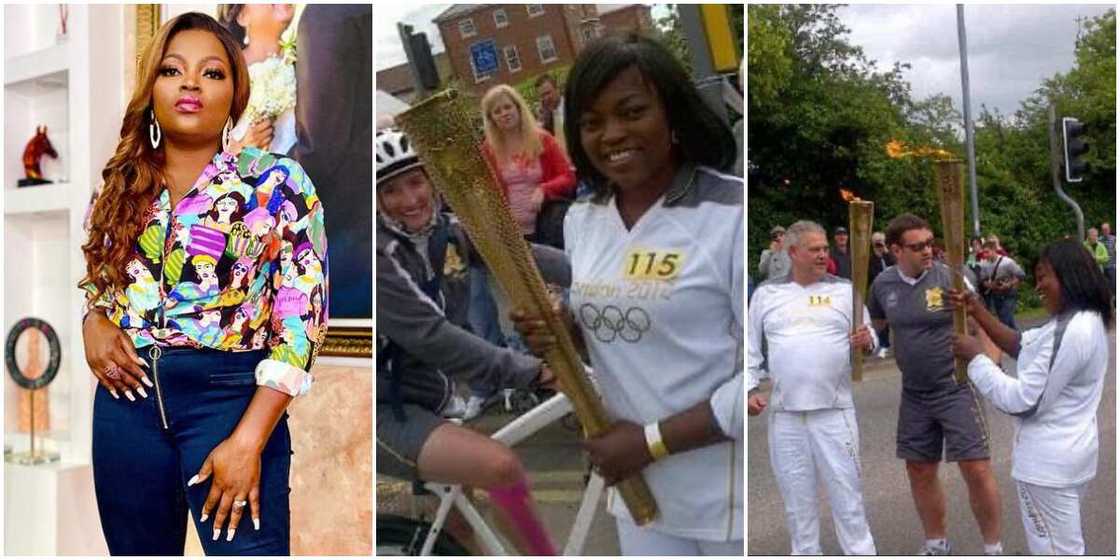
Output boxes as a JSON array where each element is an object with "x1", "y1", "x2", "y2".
[{"x1": 578, "y1": 303, "x2": 651, "y2": 343}]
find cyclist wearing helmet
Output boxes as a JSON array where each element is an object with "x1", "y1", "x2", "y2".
[{"x1": 375, "y1": 128, "x2": 564, "y2": 555}]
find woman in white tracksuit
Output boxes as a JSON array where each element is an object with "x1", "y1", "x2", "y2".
[
  {"x1": 951, "y1": 239, "x2": 1112, "y2": 555},
  {"x1": 513, "y1": 33, "x2": 743, "y2": 555}
]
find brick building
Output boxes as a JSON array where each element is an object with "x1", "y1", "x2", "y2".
[
  {"x1": 434, "y1": 4, "x2": 653, "y2": 93},
  {"x1": 376, "y1": 51, "x2": 451, "y2": 104}
]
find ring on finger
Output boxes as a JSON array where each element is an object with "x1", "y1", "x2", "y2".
[
  {"x1": 104, "y1": 365, "x2": 122, "y2": 380},
  {"x1": 233, "y1": 500, "x2": 248, "y2": 509}
]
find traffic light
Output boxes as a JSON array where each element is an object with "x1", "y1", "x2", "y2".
[{"x1": 1062, "y1": 117, "x2": 1088, "y2": 183}]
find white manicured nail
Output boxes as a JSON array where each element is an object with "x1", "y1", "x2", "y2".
[
  {"x1": 212, "y1": 529, "x2": 220, "y2": 541},
  {"x1": 226, "y1": 529, "x2": 235, "y2": 542},
  {"x1": 125, "y1": 391, "x2": 136, "y2": 402},
  {"x1": 137, "y1": 386, "x2": 148, "y2": 399},
  {"x1": 141, "y1": 376, "x2": 154, "y2": 387},
  {"x1": 253, "y1": 518, "x2": 260, "y2": 531},
  {"x1": 188, "y1": 475, "x2": 200, "y2": 486},
  {"x1": 199, "y1": 512, "x2": 208, "y2": 522},
  {"x1": 109, "y1": 390, "x2": 120, "y2": 400}
]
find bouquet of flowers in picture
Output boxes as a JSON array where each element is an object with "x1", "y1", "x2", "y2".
[{"x1": 242, "y1": 37, "x2": 297, "y2": 124}]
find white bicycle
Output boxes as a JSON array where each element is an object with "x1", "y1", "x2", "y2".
[{"x1": 376, "y1": 392, "x2": 609, "y2": 556}]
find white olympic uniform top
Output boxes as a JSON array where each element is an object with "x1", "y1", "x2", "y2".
[
  {"x1": 747, "y1": 274, "x2": 876, "y2": 411},
  {"x1": 966, "y1": 310, "x2": 1108, "y2": 487},
  {"x1": 565, "y1": 164, "x2": 743, "y2": 541}
]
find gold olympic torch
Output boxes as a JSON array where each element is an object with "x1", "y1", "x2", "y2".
[
  {"x1": 886, "y1": 140, "x2": 969, "y2": 384},
  {"x1": 934, "y1": 160, "x2": 969, "y2": 384},
  {"x1": 841, "y1": 189, "x2": 873, "y2": 382},
  {"x1": 396, "y1": 90, "x2": 659, "y2": 525}
]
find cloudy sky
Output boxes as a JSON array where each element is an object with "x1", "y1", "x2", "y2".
[
  {"x1": 839, "y1": 4, "x2": 1112, "y2": 116},
  {"x1": 375, "y1": 4, "x2": 449, "y2": 71},
  {"x1": 376, "y1": 4, "x2": 670, "y2": 71}
]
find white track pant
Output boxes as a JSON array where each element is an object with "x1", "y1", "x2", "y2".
[
  {"x1": 615, "y1": 517, "x2": 743, "y2": 556},
  {"x1": 768, "y1": 408, "x2": 876, "y2": 555},
  {"x1": 1016, "y1": 480, "x2": 1087, "y2": 555}
]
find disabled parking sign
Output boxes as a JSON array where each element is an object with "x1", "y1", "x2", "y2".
[{"x1": 470, "y1": 40, "x2": 499, "y2": 76}]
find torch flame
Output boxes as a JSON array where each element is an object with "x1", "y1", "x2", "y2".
[
  {"x1": 885, "y1": 139, "x2": 955, "y2": 160},
  {"x1": 840, "y1": 188, "x2": 859, "y2": 203}
]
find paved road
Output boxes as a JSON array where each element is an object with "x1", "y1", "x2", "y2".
[
  {"x1": 377, "y1": 402, "x2": 621, "y2": 555},
  {"x1": 748, "y1": 328, "x2": 1116, "y2": 556}
]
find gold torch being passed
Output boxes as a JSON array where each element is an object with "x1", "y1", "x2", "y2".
[
  {"x1": 396, "y1": 90, "x2": 659, "y2": 525},
  {"x1": 843, "y1": 190, "x2": 874, "y2": 382},
  {"x1": 934, "y1": 160, "x2": 969, "y2": 384}
]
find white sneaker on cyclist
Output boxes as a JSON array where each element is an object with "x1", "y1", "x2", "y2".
[
  {"x1": 441, "y1": 395, "x2": 467, "y2": 419},
  {"x1": 463, "y1": 395, "x2": 488, "y2": 421},
  {"x1": 917, "y1": 538, "x2": 951, "y2": 555}
]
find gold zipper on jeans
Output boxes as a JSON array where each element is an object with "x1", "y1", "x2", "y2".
[{"x1": 149, "y1": 345, "x2": 169, "y2": 429}]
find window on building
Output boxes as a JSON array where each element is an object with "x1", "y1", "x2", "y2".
[
  {"x1": 526, "y1": 4, "x2": 545, "y2": 18},
  {"x1": 504, "y1": 45, "x2": 521, "y2": 73},
  {"x1": 493, "y1": 8, "x2": 509, "y2": 28},
  {"x1": 458, "y1": 18, "x2": 476, "y2": 39},
  {"x1": 536, "y1": 34, "x2": 558, "y2": 64}
]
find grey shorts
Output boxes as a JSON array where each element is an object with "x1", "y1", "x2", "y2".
[
  {"x1": 897, "y1": 382, "x2": 990, "y2": 462},
  {"x1": 376, "y1": 403, "x2": 445, "y2": 480}
]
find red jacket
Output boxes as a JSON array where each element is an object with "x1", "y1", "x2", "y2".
[{"x1": 482, "y1": 129, "x2": 576, "y2": 201}]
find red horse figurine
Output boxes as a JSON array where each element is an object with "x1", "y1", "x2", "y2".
[{"x1": 21, "y1": 126, "x2": 57, "y2": 185}]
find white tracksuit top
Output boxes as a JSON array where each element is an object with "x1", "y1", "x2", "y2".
[
  {"x1": 966, "y1": 310, "x2": 1108, "y2": 487},
  {"x1": 565, "y1": 164, "x2": 743, "y2": 541},
  {"x1": 747, "y1": 274, "x2": 876, "y2": 411}
]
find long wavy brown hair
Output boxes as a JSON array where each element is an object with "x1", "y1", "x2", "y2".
[{"x1": 80, "y1": 12, "x2": 250, "y2": 300}]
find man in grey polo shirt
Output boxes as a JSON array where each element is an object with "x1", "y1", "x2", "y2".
[
  {"x1": 759, "y1": 225, "x2": 792, "y2": 282},
  {"x1": 868, "y1": 213, "x2": 1002, "y2": 556}
]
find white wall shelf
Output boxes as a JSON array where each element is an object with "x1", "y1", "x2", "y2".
[
  {"x1": 4, "y1": 182, "x2": 72, "y2": 216},
  {"x1": 6, "y1": 70, "x2": 69, "y2": 98},
  {"x1": 4, "y1": 462, "x2": 106, "y2": 555},
  {"x1": 4, "y1": 43, "x2": 69, "y2": 88}
]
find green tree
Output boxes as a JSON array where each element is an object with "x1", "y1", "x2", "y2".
[{"x1": 746, "y1": 5, "x2": 792, "y2": 112}]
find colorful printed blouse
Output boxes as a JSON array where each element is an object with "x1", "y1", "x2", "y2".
[{"x1": 82, "y1": 148, "x2": 328, "y2": 397}]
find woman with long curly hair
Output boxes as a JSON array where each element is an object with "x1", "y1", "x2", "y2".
[{"x1": 79, "y1": 12, "x2": 327, "y2": 555}]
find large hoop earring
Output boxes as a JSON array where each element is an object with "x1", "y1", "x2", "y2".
[
  {"x1": 222, "y1": 116, "x2": 233, "y2": 152},
  {"x1": 149, "y1": 110, "x2": 162, "y2": 149}
]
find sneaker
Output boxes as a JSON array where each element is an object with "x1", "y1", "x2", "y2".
[
  {"x1": 917, "y1": 539, "x2": 951, "y2": 555},
  {"x1": 983, "y1": 542, "x2": 1004, "y2": 556},
  {"x1": 876, "y1": 348, "x2": 889, "y2": 359},
  {"x1": 441, "y1": 395, "x2": 467, "y2": 419},
  {"x1": 463, "y1": 394, "x2": 489, "y2": 421}
]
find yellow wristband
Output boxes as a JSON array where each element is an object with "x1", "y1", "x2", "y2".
[{"x1": 644, "y1": 422, "x2": 670, "y2": 461}]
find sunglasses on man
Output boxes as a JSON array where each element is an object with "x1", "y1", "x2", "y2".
[{"x1": 902, "y1": 239, "x2": 935, "y2": 252}]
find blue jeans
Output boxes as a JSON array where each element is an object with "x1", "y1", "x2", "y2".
[
  {"x1": 876, "y1": 323, "x2": 891, "y2": 350},
  {"x1": 468, "y1": 265, "x2": 506, "y2": 348},
  {"x1": 92, "y1": 347, "x2": 291, "y2": 555},
  {"x1": 985, "y1": 293, "x2": 1018, "y2": 330},
  {"x1": 468, "y1": 265, "x2": 506, "y2": 397}
]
